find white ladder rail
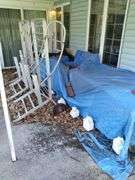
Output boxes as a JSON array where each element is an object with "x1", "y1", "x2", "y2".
[{"x1": 12, "y1": 74, "x2": 49, "y2": 123}]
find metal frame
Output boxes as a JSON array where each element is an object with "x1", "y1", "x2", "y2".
[
  {"x1": 19, "y1": 20, "x2": 34, "y2": 65},
  {"x1": 0, "y1": 17, "x2": 65, "y2": 162},
  {"x1": 8, "y1": 20, "x2": 66, "y2": 123},
  {"x1": 7, "y1": 63, "x2": 31, "y2": 101},
  {"x1": 12, "y1": 74, "x2": 49, "y2": 123}
]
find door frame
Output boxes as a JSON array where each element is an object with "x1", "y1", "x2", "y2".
[
  {"x1": 55, "y1": 2, "x2": 70, "y2": 24},
  {"x1": 86, "y1": 0, "x2": 130, "y2": 67},
  {"x1": 54, "y1": 2, "x2": 71, "y2": 49},
  {"x1": 117, "y1": 0, "x2": 130, "y2": 67}
]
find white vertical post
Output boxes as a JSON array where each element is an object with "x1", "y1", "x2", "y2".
[
  {"x1": 31, "y1": 21, "x2": 38, "y2": 60},
  {"x1": 61, "y1": 6, "x2": 64, "y2": 49},
  {"x1": 0, "y1": 63, "x2": 16, "y2": 162},
  {"x1": 19, "y1": 63, "x2": 28, "y2": 87},
  {"x1": 20, "y1": 9, "x2": 24, "y2": 21},
  {"x1": 31, "y1": 20, "x2": 41, "y2": 82},
  {"x1": 19, "y1": 21, "x2": 33, "y2": 66},
  {"x1": 85, "y1": 0, "x2": 91, "y2": 51},
  {"x1": 117, "y1": 0, "x2": 130, "y2": 68},
  {"x1": 19, "y1": 50, "x2": 25, "y2": 64},
  {"x1": 19, "y1": 22, "x2": 27, "y2": 64},
  {"x1": 32, "y1": 75, "x2": 42, "y2": 104},
  {"x1": 24, "y1": 64, "x2": 33, "y2": 90},
  {"x1": 99, "y1": 0, "x2": 109, "y2": 63},
  {"x1": 0, "y1": 42, "x2": 4, "y2": 68},
  {"x1": 13, "y1": 57, "x2": 21, "y2": 78},
  {"x1": 43, "y1": 28, "x2": 52, "y2": 100}
]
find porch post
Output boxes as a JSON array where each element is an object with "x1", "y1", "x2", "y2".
[
  {"x1": 0, "y1": 42, "x2": 4, "y2": 68},
  {"x1": 117, "y1": 0, "x2": 130, "y2": 68},
  {"x1": 0, "y1": 62, "x2": 16, "y2": 162},
  {"x1": 99, "y1": 0, "x2": 109, "y2": 63},
  {"x1": 85, "y1": 0, "x2": 91, "y2": 51}
]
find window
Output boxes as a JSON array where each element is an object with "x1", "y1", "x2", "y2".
[{"x1": 103, "y1": 0, "x2": 127, "y2": 67}]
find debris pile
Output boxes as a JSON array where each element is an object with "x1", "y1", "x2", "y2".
[
  {"x1": 24, "y1": 102, "x2": 84, "y2": 134},
  {"x1": 3, "y1": 69, "x2": 16, "y2": 84},
  {"x1": 4, "y1": 69, "x2": 84, "y2": 134}
]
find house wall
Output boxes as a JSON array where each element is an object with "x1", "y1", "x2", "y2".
[
  {"x1": 0, "y1": 0, "x2": 53, "y2": 10},
  {"x1": 70, "y1": 0, "x2": 89, "y2": 52},
  {"x1": 52, "y1": 0, "x2": 89, "y2": 53},
  {"x1": 119, "y1": 0, "x2": 135, "y2": 71},
  {"x1": 54, "y1": 0, "x2": 70, "y2": 6}
]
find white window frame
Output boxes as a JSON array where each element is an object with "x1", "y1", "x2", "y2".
[{"x1": 86, "y1": 0, "x2": 130, "y2": 66}]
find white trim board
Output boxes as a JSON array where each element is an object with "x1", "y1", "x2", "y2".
[
  {"x1": 0, "y1": 0, "x2": 52, "y2": 10},
  {"x1": 99, "y1": 0, "x2": 109, "y2": 63},
  {"x1": 85, "y1": 0, "x2": 91, "y2": 51},
  {"x1": 55, "y1": 2, "x2": 70, "y2": 8},
  {"x1": 0, "y1": 42, "x2": 5, "y2": 68},
  {"x1": 117, "y1": 0, "x2": 130, "y2": 68}
]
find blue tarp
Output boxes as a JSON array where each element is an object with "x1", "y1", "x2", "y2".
[{"x1": 39, "y1": 51, "x2": 135, "y2": 179}]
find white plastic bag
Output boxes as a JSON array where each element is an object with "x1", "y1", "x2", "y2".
[
  {"x1": 83, "y1": 116, "x2": 94, "y2": 131},
  {"x1": 57, "y1": 97, "x2": 66, "y2": 105},
  {"x1": 112, "y1": 137, "x2": 124, "y2": 155},
  {"x1": 70, "y1": 107, "x2": 79, "y2": 118}
]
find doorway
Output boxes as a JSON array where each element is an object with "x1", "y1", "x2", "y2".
[{"x1": 55, "y1": 3, "x2": 70, "y2": 48}]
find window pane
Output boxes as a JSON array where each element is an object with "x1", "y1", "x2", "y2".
[
  {"x1": 112, "y1": 40, "x2": 121, "y2": 54},
  {"x1": 104, "y1": 39, "x2": 112, "y2": 52},
  {"x1": 114, "y1": 25, "x2": 123, "y2": 39}
]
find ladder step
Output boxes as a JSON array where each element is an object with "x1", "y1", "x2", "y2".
[
  {"x1": 21, "y1": 99, "x2": 28, "y2": 113},
  {"x1": 28, "y1": 95, "x2": 35, "y2": 108},
  {"x1": 18, "y1": 83, "x2": 23, "y2": 91},
  {"x1": 11, "y1": 85, "x2": 17, "y2": 94}
]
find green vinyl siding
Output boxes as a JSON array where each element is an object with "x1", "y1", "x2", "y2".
[
  {"x1": 54, "y1": 0, "x2": 70, "y2": 6},
  {"x1": 51, "y1": 0, "x2": 88, "y2": 52},
  {"x1": 24, "y1": 10, "x2": 46, "y2": 20},
  {"x1": 70, "y1": 0, "x2": 88, "y2": 52},
  {"x1": 0, "y1": 0, "x2": 52, "y2": 10},
  {"x1": 119, "y1": 0, "x2": 135, "y2": 71},
  {"x1": 0, "y1": 8, "x2": 21, "y2": 67}
]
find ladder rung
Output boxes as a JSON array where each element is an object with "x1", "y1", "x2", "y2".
[
  {"x1": 12, "y1": 85, "x2": 17, "y2": 94},
  {"x1": 28, "y1": 95, "x2": 35, "y2": 108},
  {"x1": 18, "y1": 83, "x2": 23, "y2": 91},
  {"x1": 17, "y1": 111, "x2": 21, "y2": 119},
  {"x1": 21, "y1": 99, "x2": 28, "y2": 113}
]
